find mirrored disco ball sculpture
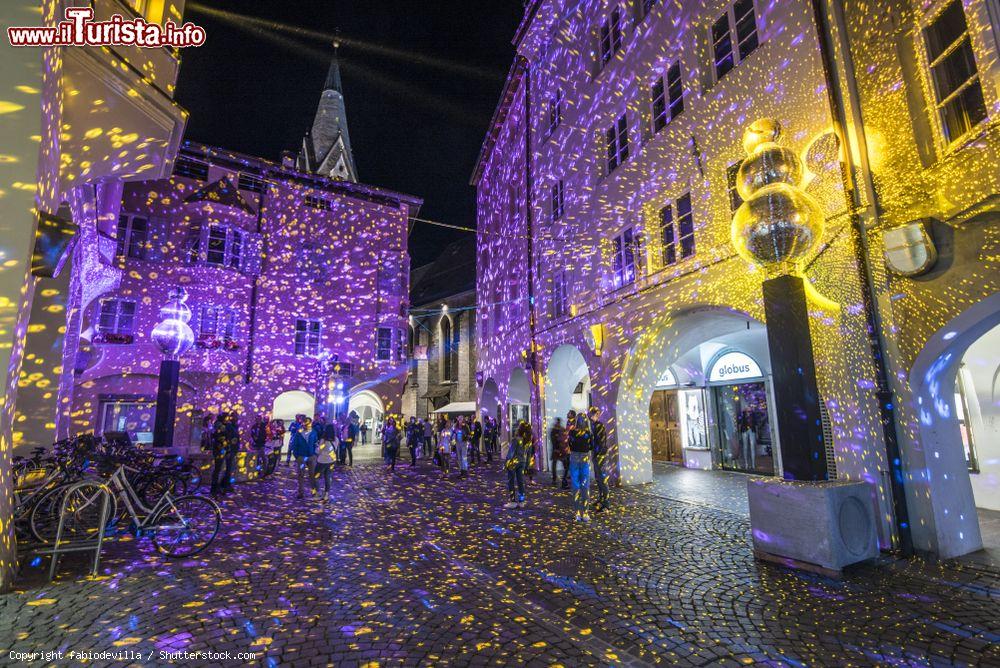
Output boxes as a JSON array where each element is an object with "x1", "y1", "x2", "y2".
[
  {"x1": 731, "y1": 118, "x2": 824, "y2": 270},
  {"x1": 151, "y1": 286, "x2": 194, "y2": 358}
]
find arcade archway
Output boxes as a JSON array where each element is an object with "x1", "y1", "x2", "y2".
[
  {"x1": 272, "y1": 390, "x2": 315, "y2": 451},
  {"x1": 480, "y1": 377, "x2": 501, "y2": 423},
  {"x1": 349, "y1": 390, "x2": 384, "y2": 445},
  {"x1": 908, "y1": 291, "x2": 1000, "y2": 558},
  {"x1": 506, "y1": 367, "x2": 531, "y2": 439},
  {"x1": 543, "y1": 344, "x2": 590, "y2": 457},
  {"x1": 616, "y1": 307, "x2": 775, "y2": 486}
]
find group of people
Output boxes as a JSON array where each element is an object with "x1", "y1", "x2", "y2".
[
  {"x1": 200, "y1": 406, "x2": 612, "y2": 522},
  {"x1": 544, "y1": 406, "x2": 610, "y2": 522},
  {"x1": 379, "y1": 414, "x2": 502, "y2": 474}
]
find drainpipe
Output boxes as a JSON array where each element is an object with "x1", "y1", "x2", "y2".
[
  {"x1": 810, "y1": 0, "x2": 913, "y2": 556},
  {"x1": 522, "y1": 58, "x2": 542, "y2": 461},
  {"x1": 243, "y1": 177, "x2": 268, "y2": 384}
]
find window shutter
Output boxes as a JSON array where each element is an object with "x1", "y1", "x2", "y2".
[{"x1": 242, "y1": 232, "x2": 264, "y2": 276}]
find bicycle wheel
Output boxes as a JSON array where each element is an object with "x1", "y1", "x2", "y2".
[
  {"x1": 138, "y1": 472, "x2": 179, "y2": 507},
  {"x1": 150, "y1": 495, "x2": 221, "y2": 557},
  {"x1": 30, "y1": 482, "x2": 116, "y2": 544}
]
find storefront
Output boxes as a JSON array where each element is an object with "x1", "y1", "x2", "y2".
[{"x1": 705, "y1": 351, "x2": 776, "y2": 476}]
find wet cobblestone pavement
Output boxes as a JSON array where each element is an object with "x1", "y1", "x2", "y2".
[{"x1": 2, "y1": 461, "x2": 1000, "y2": 667}]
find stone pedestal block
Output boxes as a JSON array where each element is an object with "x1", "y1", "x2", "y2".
[{"x1": 748, "y1": 477, "x2": 879, "y2": 574}]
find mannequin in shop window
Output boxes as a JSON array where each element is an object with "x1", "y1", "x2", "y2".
[{"x1": 738, "y1": 410, "x2": 757, "y2": 471}]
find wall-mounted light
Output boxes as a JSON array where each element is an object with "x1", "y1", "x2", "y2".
[{"x1": 585, "y1": 323, "x2": 605, "y2": 357}]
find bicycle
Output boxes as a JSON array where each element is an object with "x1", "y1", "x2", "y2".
[{"x1": 47, "y1": 464, "x2": 221, "y2": 557}]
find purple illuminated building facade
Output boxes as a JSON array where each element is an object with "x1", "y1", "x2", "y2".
[
  {"x1": 60, "y1": 141, "x2": 419, "y2": 450},
  {"x1": 474, "y1": 0, "x2": 1000, "y2": 560}
]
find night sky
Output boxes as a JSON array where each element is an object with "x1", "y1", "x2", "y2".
[{"x1": 176, "y1": 1, "x2": 523, "y2": 267}]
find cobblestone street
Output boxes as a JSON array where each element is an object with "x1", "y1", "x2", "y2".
[{"x1": 3, "y1": 461, "x2": 999, "y2": 667}]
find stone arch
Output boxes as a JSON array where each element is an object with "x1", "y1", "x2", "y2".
[{"x1": 907, "y1": 290, "x2": 1000, "y2": 558}]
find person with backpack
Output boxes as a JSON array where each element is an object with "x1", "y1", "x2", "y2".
[
  {"x1": 503, "y1": 421, "x2": 533, "y2": 509},
  {"x1": 286, "y1": 414, "x2": 305, "y2": 466},
  {"x1": 588, "y1": 406, "x2": 610, "y2": 512},
  {"x1": 569, "y1": 413, "x2": 593, "y2": 522},
  {"x1": 291, "y1": 417, "x2": 318, "y2": 499},
  {"x1": 406, "y1": 417, "x2": 421, "y2": 466}
]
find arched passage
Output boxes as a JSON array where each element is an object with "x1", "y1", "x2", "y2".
[
  {"x1": 507, "y1": 367, "x2": 531, "y2": 438},
  {"x1": 480, "y1": 377, "x2": 501, "y2": 423},
  {"x1": 272, "y1": 390, "x2": 315, "y2": 452},
  {"x1": 616, "y1": 307, "x2": 774, "y2": 486},
  {"x1": 349, "y1": 389, "x2": 384, "y2": 443},
  {"x1": 908, "y1": 290, "x2": 1000, "y2": 558},
  {"x1": 543, "y1": 344, "x2": 591, "y2": 455}
]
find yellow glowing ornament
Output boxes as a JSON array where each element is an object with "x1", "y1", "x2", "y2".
[{"x1": 731, "y1": 119, "x2": 824, "y2": 271}]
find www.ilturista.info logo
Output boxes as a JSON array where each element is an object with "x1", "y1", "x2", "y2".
[{"x1": 7, "y1": 7, "x2": 205, "y2": 48}]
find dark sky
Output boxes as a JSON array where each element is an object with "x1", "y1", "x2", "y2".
[{"x1": 175, "y1": 1, "x2": 523, "y2": 267}]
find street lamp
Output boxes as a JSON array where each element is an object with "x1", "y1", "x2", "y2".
[{"x1": 151, "y1": 287, "x2": 194, "y2": 449}]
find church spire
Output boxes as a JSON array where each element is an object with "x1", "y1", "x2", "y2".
[{"x1": 296, "y1": 39, "x2": 358, "y2": 182}]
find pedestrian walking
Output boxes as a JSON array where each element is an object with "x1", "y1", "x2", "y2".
[
  {"x1": 250, "y1": 414, "x2": 268, "y2": 479},
  {"x1": 266, "y1": 418, "x2": 284, "y2": 475},
  {"x1": 423, "y1": 418, "x2": 434, "y2": 460},
  {"x1": 314, "y1": 430, "x2": 335, "y2": 502},
  {"x1": 569, "y1": 414, "x2": 593, "y2": 522},
  {"x1": 360, "y1": 421, "x2": 369, "y2": 445},
  {"x1": 470, "y1": 418, "x2": 483, "y2": 466},
  {"x1": 503, "y1": 421, "x2": 533, "y2": 508},
  {"x1": 588, "y1": 406, "x2": 610, "y2": 512},
  {"x1": 406, "y1": 417, "x2": 420, "y2": 466},
  {"x1": 286, "y1": 414, "x2": 305, "y2": 465},
  {"x1": 220, "y1": 412, "x2": 239, "y2": 494},
  {"x1": 550, "y1": 417, "x2": 570, "y2": 489},
  {"x1": 437, "y1": 420, "x2": 452, "y2": 476},
  {"x1": 454, "y1": 416, "x2": 469, "y2": 477},
  {"x1": 383, "y1": 417, "x2": 401, "y2": 471},
  {"x1": 291, "y1": 417, "x2": 318, "y2": 499}
]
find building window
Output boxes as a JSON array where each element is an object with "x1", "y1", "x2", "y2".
[
  {"x1": 173, "y1": 157, "x2": 209, "y2": 181},
  {"x1": 376, "y1": 327, "x2": 394, "y2": 361},
  {"x1": 294, "y1": 318, "x2": 322, "y2": 356},
  {"x1": 550, "y1": 180, "x2": 565, "y2": 222},
  {"x1": 439, "y1": 316, "x2": 458, "y2": 380},
  {"x1": 605, "y1": 113, "x2": 630, "y2": 174},
  {"x1": 238, "y1": 173, "x2": 265, "y2": 193},
  {"x1": 658, "y1": 192, "x2": 696, "y2": 267},
  {"x1": 712, "y1": 0, "x2": 759, "y2": 81},
  {"x1": 204, "y1": 224, "x2": 243, "y2": 269},
  {"x1": 611, "y1": 227, "x2": 637, "y2": 289},
  {"x1": 116, "y1": 214, "x2": 148, "y2": 260},
  {"x1": 305, "y1": 194, "x2": 333, "y2": 211},
  {"x1": 727, "y1": 161, "x2": 744, "y2": 212},
  {"x1": 197, "y1": 305, "x2": 239, "y2": 348},
  {"x1": 923, "y1": 0, "x2": 987, "y2": 144},
  {"x1": 551, "y1": 270, "x2": 569, "y2": 319},
  {"x1": 547, "y1": 89, "x2": 563, "y2": 136},
  {"x1": 650, "y1": 62, "x2": 684, "y2": 134},
  {"x1": 599, "y1": 6, "x2": 623, "y2": 67},
  {"x1": 97, "y1": 299, "x2": 136, "y2": 338}
]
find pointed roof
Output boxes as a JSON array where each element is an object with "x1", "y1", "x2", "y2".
[
  {"x1": 296, "y1": 43, "x2": 358, "y2": 183},
  {"x1": 184, "y1": 176, "x2": 254, "y2": 213}
]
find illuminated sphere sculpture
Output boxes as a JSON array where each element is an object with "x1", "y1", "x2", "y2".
[
  {"x1": 731, "y1": 119, "x2": 824, "y2": 268},
  {"x1": 151, "y1": 287, "x2": 194, "y2": 358}
]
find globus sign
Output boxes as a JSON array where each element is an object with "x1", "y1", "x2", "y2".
[{"x1": 707, "y1": 351, "x2": 763, "y2": 383}]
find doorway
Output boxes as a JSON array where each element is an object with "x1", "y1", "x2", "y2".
[{"x1": 649, "y1": 389, "x2": 682, "y2": 464}]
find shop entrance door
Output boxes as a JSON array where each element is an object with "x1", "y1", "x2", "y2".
[
  {"x1": 649, "y1": 389, "x2": 682, "y2": 464},
  {"x1": 713, "y1": 381, "x2": 774, "y2": 475}
]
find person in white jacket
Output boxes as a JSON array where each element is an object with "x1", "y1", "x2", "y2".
[{"x1": 314, "y1": 433, "x2": 336, "y2": 502}]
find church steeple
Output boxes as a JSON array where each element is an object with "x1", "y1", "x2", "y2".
[{"x1": 297, "y1": 40, "x2": 358, "y2": 182}]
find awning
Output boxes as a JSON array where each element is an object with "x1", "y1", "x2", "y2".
[
  {"x1": 432, "y1": 401, "x2": 476, "y2": 414},
  {"x1": 421, "y1": 385, "x2": 453, "y2": 400}
]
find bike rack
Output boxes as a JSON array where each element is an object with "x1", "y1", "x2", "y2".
[{"x1": 31, "y1": 481, "x2": 113, "y2": 581}]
